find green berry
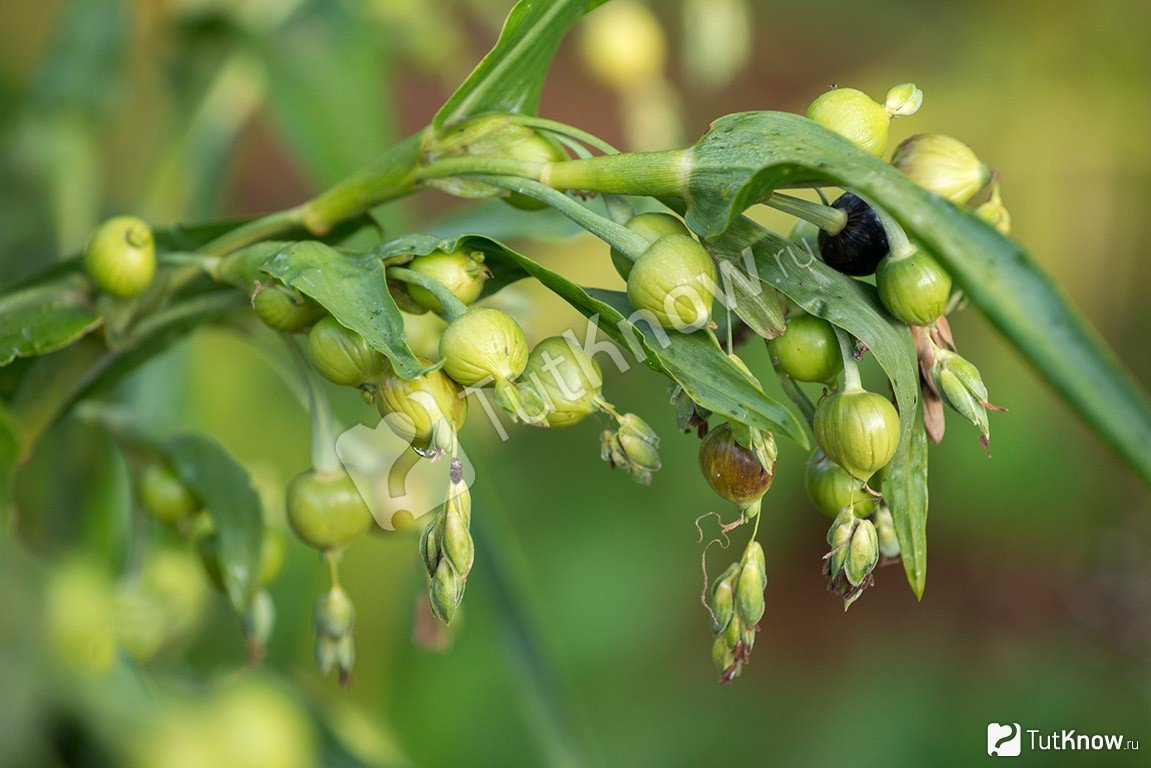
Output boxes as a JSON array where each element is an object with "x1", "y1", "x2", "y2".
[
  {"x1": 84, "y1": 215, "x2": 156, "y2": 297},
  {"x1": 626, "y1": 233, "x2": 717, "y2": 330},
  {"x1": 502, "y1": 132, "x2": 568, "y2": 210},
  {"x1": 253, "y1": 284, "x2": 325, "y2": 333},
  {"x1": 404, "y1": 249, "x2": 488, "y2": 313},
  {"x1": 767, "y1": 313, "x2": 843, "y2": 383},
  {"x1": 804, "y1": 451, "x2": 875, "y2": 518},
  {"x1": 806, "y1": 87, "x2": 890, "y2": 157},
  {"x1": 698, "y1": 423, "x2": 773, "y2": 509},
  {"x1": 813, "y1": 390, "x2": 900, "y2": 481},
  {"x1": 610, "y1": 212, "x2": 690, "y2": 279},
  {"x1": 439, "y1": 307, "x2": 529, "y2": 386},
  {"x1": 875, "y1": 250, "x2": 952, "y2": 326},
  {"x1": 375, "y1": 362, "x2": 467, "y2": 453},
  {"x1": 136, "y1": 461, "x2": 200, "y2": 523},
  {"x1": 519, "y1": 336, "x2": 603, "y2": 427},
  {"x1": 286, "y1": 470, "x2": 373, "y2": 552},
  {"x1": 307, "y1": 317, "x2": 388, "y2": 387}
]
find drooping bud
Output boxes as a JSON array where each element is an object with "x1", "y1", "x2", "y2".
[
  {"x1": 313, "y1": 586, "x2": 356, "y2": 682},
  {"x1": 709, "y1": 563, "x2": 738, "y2": 633},
  {"x1": 735, "y1": 555, "x2": 766, "y2": 627},
  {"x1": 601, "y1": 413, "x2": 662, "y2": 484},
  {"x1": 844, "y1": 519, "x2": 879, "y2": 587},
  {"x1": 932, "y1": 348, "x2": 1005, "y2": 448},
  {"x1": 975, "y1": 181, "x2": 1012, "y2": 235},
  {"x1": 441, "y1": 503, "x2": 474, "y2": 578},
  {"x1": 891, "y1": 134, "x2": 992, "y2": 204},
  {"x1": 430, "y1": 558, "x2": 462, "y2": 624},
  {"x1": 240, "y1": 589, "x2": 276, "y2": 664}
]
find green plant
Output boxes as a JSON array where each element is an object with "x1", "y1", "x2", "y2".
[{"x1": 3, "y1": 0, "x2": 1150, "y2": 696}]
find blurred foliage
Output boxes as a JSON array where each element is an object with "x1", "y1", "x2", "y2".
[{"x1": 1, "y1": 0, "x2": 1150, "y2": 766}]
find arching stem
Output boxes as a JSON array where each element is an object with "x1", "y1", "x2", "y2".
[
  {"x1": 834, "y1": 326, "x2": 862, "y2": 391},
  {"x1": 386, "y1": 266, "x2": 469, "y2": 321}
]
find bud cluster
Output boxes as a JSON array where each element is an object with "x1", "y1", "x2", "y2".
[
  {"x1": 824, "y1": 509, "x2": 880, "y2": 608},
  {"x1": 314, "y1": 586, "x2": 356, "y2": 687},
  {"x1": 601, "y1": 412, "x2": 662, "y2": 485},
  {"x1": 708, "y1": 540, "x2": 767, "y2": 683},
  {"x1": 420, "y1": 459, "x2": 475, "y2": 624}
]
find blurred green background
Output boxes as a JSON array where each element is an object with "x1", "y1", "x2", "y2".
[{"x1": 2, "y1": 0, "x2": 1151, "y2": 766}]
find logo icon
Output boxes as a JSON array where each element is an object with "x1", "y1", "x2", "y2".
[{"x1": 988, "y1": 723, "x2": 1022, "y2": 757}]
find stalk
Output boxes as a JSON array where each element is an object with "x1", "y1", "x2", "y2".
[
  {"x1": 386, "y1": 267, "x2": 469, "y2": 321},
  {"x1": 763, "y1": 193, "x2": 846, "y2": 234},
  {"x1": 540, "y1": 149, "x2": 689, "y2": 198},
  {"x1": 834, "y1": 326, "x2": 862, "y2": 391},
  {"x1": 283, "y1": 337, "x2": 339, "y2": 473}
]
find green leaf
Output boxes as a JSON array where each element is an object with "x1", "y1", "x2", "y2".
[
  {"x1": 261, "y1": 242, "x2": 429, "y2": 378},
  {"x1": 164, "y1": 433, "x2": 263, "y2": 611},
  {"x1": 379, "y1": 231, "x2": 808, "y2": 445},
  {"x1": 883, "y1": 406, "x2": 929, "y2": 598},
  {"x1": 710, "y1": 219, "x2": 927, "y2": 595},
  {"x1": 682, "y1": 110, "x2": 1151, "y2": 486},
  {"x1": 0, "y1": 402, "x2": 18, "y2": 517},
  {"x1": 0, "y1": 277, "x2": 102, "y2": 366},
  {"x1": 433, "y1": 0, "x2": 603, "y2": 129}
]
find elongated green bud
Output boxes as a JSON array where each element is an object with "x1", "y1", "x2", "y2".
[
  {"x1": 315, "y1": 586, "x2": 355, "y2": 638},
  {"x1": 442, "y1": 508, "x2": 474, "y2": 578},
  {"x1": 827, "y1": 516, "x2": 855, "y2": 581},
  {"x1": 601, "y1": 413, "x2": 662, "y2": 484},
  {"x1": 723, "y1": 612, "x2": 743, "y2": 649},
  {"x1": 420, "y1": 514, "x2": 442, "y2": 577},
  {"x1": 735, "y1": 559, "x2": 766, "y2": 626},
  {"x1": 430, "y1": 559, "x2": 461, "y2": 624},
  {"x1": 712, "y1": 634, "x2": 735, "y2": 672},
  {"x1": 710, "y1": 576, "x2": 734, "y2": 633},
  {"x1": 845, "y1": 519, "x2": 879, "y2": 587}
]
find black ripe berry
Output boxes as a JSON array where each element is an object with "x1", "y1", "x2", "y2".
[{"x1": 818, "y1": 192, "x2": 890, "y2": 276}]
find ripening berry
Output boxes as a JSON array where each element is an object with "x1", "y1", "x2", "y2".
[
  {"x1": 891, "y1": 134, "x2": 991, "y2": 204},
  {"x1": 520, "y1": 336, "x2": 603, "y2": 427},
  {"x1": 136, "y1": 461, "x2": 201, "y2": 523},
  {"x1": 610, "y1": 211, "x2": 690, "y2": 279},
  {"x1": 579, "y1": 0, "x2": 666, "y2": 90},
  {"x1": 253, "y1": 284, "x2": 325, "y2": 333},
  {"x1": 818, "y1": 192, "x2": 890, "y2": 276},
  {"x1": 804, "y1": 451, "x2": 876, "y2": 518},
  {"x1": 376, "y1": 362, "x2": 467, "y2": 454},
  {"x1": 698, "y1": 423, "x2": 774, "y2": 509},
  {"x1": 806, "y1": 87, "x2": 891, "y2": 157}
]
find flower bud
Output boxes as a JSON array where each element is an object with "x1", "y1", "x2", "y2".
[
  {"x1": 314, "y1": 586, "x2": 355, "y2": 639},
  {"x1": 975, "y1": 182, "x2": 1011, "y2": 235},
  {"x1": 884, "y1": 83, "x2": 923, "y2": 117},
  {"x1": 891, "y1": 134, "x2": 991, "y2": 204},
  {"x1": 440, "y1": 307, "x2": 529, "y2": 385},
  {"x1": 419, "y1": 513, "x2": 442, "y2": 577},
  {"x1": 252, "y1": 283, "x2": 326, "y2": 333},
  {"x1": 874, "y1": 506, "x2": 901, "y2": 559},
  {"x1": 698, "y1": 423, "x2": 773, "y2": 512},
  {"x1": 932, "y1": 349, "x2": 1002, "y2": 445},
  {"x1": 806, "y1": 87, "x2": 890, "y2": 157},
  {"x1": 430, "y1": 559, "x2": 462, "y2": 624},
  {"x1": 712, "y1": 634, "x2": 735, "y2": 672},
  {"x1": 405, "y1": 249, "x2": 489, "y2": 313},
  {"x1": 376, "y1": 363, "x2": 467, "y2": 455},
  {"x1": 814, "y1": 390, "x2": 901, "y2": 481},
  {"x1": 818, "y1": 192, "x2": 890, "y2": 276},
  {"x1": 240, "y1": 589, "x2": 276, "y2": 663},
  {"x1": 626, "y1": 234, "x2": 717, "y2": 331},
  {"x1": 804, "y1": 451, "x2": 876, "y2": 518},
  {"x1": 767, "y1": 313, "x2": 843, "y2": 383},
  {"x1": 826, "y1": 514, "x2": 856, "y2": 580},
  {"x1": 307, "y1": 316, "x2": 388, "y2": 387},
  {"x1": 286, "y1": 470, "x2": 373, "y2": 552},
  {"x1": 844, "y1": 519, "x2": 879, "y2": 587},
  {"x1": 84, "y1": 215, "x2": 156, "y2": 298},
  {"x1": 743, "y1": 541, "x2": 767, "y2": 583},
  {"x1": 875, "y1": 249, "x2": 952, "y2": 326}
]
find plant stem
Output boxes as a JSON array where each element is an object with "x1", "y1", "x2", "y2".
[
  {"x1": 386, "y1": 267, "x2": 469, "y2": 321},
  {"x1": 834, "y1": 326, "x2": 862, "y2": 391},
  {"x1": 283, "y1": 336, "x2": 339, "y2": 473},
  {"x1": 541, "y1": 149, "x2": 689, "y2": 198},
  {"x1": 200, "y1": 207, "x2": 306, "y2": 257},
  {"x1": 301, "y1": 132, "x2": 424, "y2": 235},
  {"x1": 764, "y1": 193, "x2": 846, "y2": 234},
  {"x1": 477, "y1": 176, "x2": 650, "y2": 260},
  {"x1": 776, "y1": 371, "x2": 816, "y2": 428},
  {"x1": 866, "y1": 198, "x2": 916, "y2": 259}
]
